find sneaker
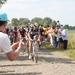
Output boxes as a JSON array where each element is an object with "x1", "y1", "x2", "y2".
[
  {"x1": 29, "y1": 53, "x2": 32, "y2": 59},
  {"x1": 42, "y1": 41, "x2": 45, "y2": 43}
]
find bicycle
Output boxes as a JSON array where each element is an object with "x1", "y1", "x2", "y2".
[
  {"x1": 32, "y1": 39, "x2": 39, "y2": 63},
  {"x1": 26, "y1": 38, "x2": 39, "y2": 63}
]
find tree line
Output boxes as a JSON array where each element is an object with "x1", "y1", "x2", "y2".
[
  {"x1": 7, "y1": 17, "x2": 75, "y2": 30},
  {"x1": 8, "y1": 17, "x2": 56, "y2": 27}
]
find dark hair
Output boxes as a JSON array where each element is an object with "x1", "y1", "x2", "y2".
[
  {"x1": 41, "y1": 25, "x2": 43, "y2": 26},
  {"x1": 0, "y1": 21, "x2": 7, "y2": 26},
  {"x1": 57, "y1": 20, "x2": 59, "y2": 22},
  {"x1": 47, "y1": 25, "x2": 49, "y2": 27},
  {"x1": 52, "y1": 26, "x2": 55, "y2": 29}
]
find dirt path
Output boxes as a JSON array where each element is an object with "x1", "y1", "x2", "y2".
[{"x1": 0, "y1": 49, "x2": 75, "y2": 75}]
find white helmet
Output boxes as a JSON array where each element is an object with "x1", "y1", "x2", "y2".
[
  {"x1": 30, "y1": 24, "x2": 33, "y2": 27},
  {"x1": 34, "y1": 22, "x2": 38, "y2": 26}
]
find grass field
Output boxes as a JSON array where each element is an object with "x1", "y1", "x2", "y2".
[{"x1": 67, "y1": 30, "x2": 75, "y2": 49}]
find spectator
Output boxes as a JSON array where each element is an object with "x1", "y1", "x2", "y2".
[
  {"x1": 51, "y1": 26, "x2": 57, "y2": 48},
  {"x1": 57, "y1": 25, "x2": 63, "y2": 49},
  {"x1": 0, "y1": 11, "x2": 24, "y2": 61},
  {"x1": 56, "y1": 20, "x2": 61, "y2": 28},
  {"x1": 61, "y1": 26, "x2": 68, "y2": 49}
]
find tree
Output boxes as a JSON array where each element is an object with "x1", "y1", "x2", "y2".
[
  {"x1": 43, "y1": 17, "x2": 52, "y2": 26},
  {"x1": 11, "y1": 18, "x2": 19, "y2": 26},
  {"x1": 64, "y1": 24, "x2": 69, "y2": 29},
  {"x1": 31, "y1": 17, "x2": 43, "y2": 25},
  {"x1": 19, "y1": 18, "x2": 30, "y2": 26},
  {"x1": 51, "y1": 20, "x2": 57, "y2": 26},
  {"x1": 0, "y1": 0, "x2": 7, "y2": 7}
]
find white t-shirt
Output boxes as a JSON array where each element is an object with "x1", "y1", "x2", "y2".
[
  {"x1": 57, "y1": 28, "x2": 62, "y2": 38},
  {"x1": 0, "y1": 32, "x2": 12, "y2": 53},
  {"x1": 61, "y1": 29, "x2": 68, "y2": 41},
  {"x1": 57, "y1": 22, "x2": 61, "y2": 27}
]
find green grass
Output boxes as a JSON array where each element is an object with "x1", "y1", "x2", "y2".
[
  {"x1": 42, "y1": 43, "x2": 75, "y2": 60},
  {"x1": 67, "y1": 30, "x2": 75, "y2": 34},
  {"x1": 68, "y1": 31, "x2": 75, "y2": 49}
]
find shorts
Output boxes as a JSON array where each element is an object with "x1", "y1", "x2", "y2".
[
  {"x1": 59, "y1": 38, "x2": 63, "y2": 43},
  {"x1": 30, "y1": 34, "x2": 34, "y2": 39},
  {"x1": 30, "y1": 34, "x2": 38, "y2": 39},
  {"x1": 45, "y1": 34, "x2": 48, "y2": 38}
]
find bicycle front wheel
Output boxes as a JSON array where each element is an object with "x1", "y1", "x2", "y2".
[
  {"x1": 32, "y1": 45, "x2": 38, "y2": 63},
  {"x1": 34, "y1": 51, "x2": 38, "y2": 63}
]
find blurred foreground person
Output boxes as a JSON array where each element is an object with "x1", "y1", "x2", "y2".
[{"x1": 0, "y1": 11, "x2": 24, "y2": 61}]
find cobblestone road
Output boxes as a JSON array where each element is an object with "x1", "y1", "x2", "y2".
[{"x1": 0, "y1": 49, "x2": 75, "y2": 75}]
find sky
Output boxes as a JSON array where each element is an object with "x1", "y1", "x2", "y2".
[{"x1": 0, "y1": 0, "x2": 75, "y2": 26}]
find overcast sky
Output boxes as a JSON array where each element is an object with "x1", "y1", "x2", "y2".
[{"x1": 0, "y1": 0, "x2": 75, "y2": 26}]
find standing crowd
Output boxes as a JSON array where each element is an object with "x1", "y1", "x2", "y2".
[{"x1": 5, "y1": 20, "x2": 68, "y2": 50}]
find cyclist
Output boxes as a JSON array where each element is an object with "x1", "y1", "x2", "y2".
[
  {"x1": 28, "y1": 22, "x2": 40, "y2": 59},
  {"x1": 18, "y1": 26, "x2": 26, "y2": 40},
  {"x1": 9, "y1": 28, "x2": 14, "y2": 44},
  {"x1": 13, "y1": 26, "x2": 18, "y2": 43},
  {"x1": 18, "y1": 26, "x2": 27, "y2": 53}
]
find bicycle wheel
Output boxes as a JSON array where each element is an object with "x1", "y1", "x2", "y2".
[
  {"x1": 34, "y1": 51, "x2": 38, "y2": 63},
  {"x1": 32, "y1": 45, "x2": 38, "y2": 63}
]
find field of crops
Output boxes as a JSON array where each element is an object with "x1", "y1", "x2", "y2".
[{"x1": 67, "y1": 30, "x2": 75, "y2": 49}]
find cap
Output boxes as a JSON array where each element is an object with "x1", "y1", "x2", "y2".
[
  {"x1": 0, "y1": 11, "x2": 9, "y2": 21},
  {"x1": 34, "y1": 22, "x2": 38, "y2": 26}
]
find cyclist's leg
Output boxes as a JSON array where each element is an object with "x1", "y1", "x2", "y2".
[
  {"x1": 33, "y1": 35, "x2": 39, "y2": 63},
  {"x1": 29, "y1": 40, "x2": 32, "y2": 52},
  {"x1": 25, "y1": 34, "x2": 29, "y2": 52},
  {"x1": 25, "y1": 41, "x2": 28, "y2": 52},
  {"x1": 28, "y1": 40, "x2": 32, "y2": 59},
  {"x1": 34, "y1": 35, "x2": 40, "y2": 49}
]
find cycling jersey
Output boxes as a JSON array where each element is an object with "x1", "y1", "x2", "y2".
[
  {"x1": 13, "y1": 30, "x2": 18, "y2": 38},
  {"x1": 29, "y1": 27, "x2": 40, "y2": 39},
  {"x1": 19, "y1": 29, "x2": 26, "y2": 37}
]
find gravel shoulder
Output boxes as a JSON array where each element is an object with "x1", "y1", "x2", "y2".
[{"x1": 0, "y1": 49, "x2": 75, "y2": 75}]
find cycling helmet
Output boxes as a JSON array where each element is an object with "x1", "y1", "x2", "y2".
[
  {"x1": 34, "y1": 22, "x2": 38, "y2": 26},
  {"x1": 30, "y1": 24, "x2": 33, "y2": 27}
]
